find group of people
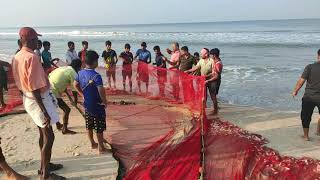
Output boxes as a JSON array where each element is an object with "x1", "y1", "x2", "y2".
[{"x1": 0, "y1": 26, "x2": 224, "y2": 179}]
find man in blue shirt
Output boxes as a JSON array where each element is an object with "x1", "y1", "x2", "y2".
[
  {"x1": 134, "y1": 42, "x2": 152, "y2": 94},
  {"x1": 74, "y1": 50, "x2": 108, "y2": 154}
]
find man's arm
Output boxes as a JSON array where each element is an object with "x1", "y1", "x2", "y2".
[
  {"x1": 185, "y1": 65, "x2": 200, "y2": 73},
  {"x1": 97, "y1": 86, "x2": 107, "y2": 106},
  {"x1": 147, "y1": 53, "x2": 152, "y2": 64},
  {"x1": 292, "y1": 78, "x2": 306, "y2": 97},
  {"x1": 66, "y1": 52, "x2": 72, "y2": 65},
  {"x1": 114, "y1": 52, "x2": 118, "y2": 64},
  {"x1": 32, "y1": 89, "x2": 51, "y2": 127},
  {"x1": 73, "y1": 81, "x2": 83, "y2": 97}
]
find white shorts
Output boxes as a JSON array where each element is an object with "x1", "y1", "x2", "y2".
[{"x1": 23, "y1": 90, "x2": 60, "y2": 128}]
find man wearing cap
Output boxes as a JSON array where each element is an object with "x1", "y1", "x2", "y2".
[
  {"x1": 134, "y1": 42, "x2": 152, "y2": 94},
  {"x1": 12, "y1": 27, "x2": 65, "y2": 180}
]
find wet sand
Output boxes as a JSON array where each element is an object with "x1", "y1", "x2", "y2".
[{"x1": 207, "y1": 103, "x2": 320, "y2": 159}]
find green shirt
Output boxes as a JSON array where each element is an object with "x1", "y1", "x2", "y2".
[
  {"x1": 49, "y1": 66, "x2": 77, "y2": 97},
  {"x1": 42, "y1": 50, "x2": 52, "y2": 68},
  {"x1": 196, "y1": 58, "x2": 212, "y2": 76}
]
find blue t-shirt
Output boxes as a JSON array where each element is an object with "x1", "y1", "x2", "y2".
[
  {"x1": 135, "y1": 49, "x2": 151, "y2": 63},
  {"x1": 75, "y1": 69, "x2": 106, "y2": 117}
]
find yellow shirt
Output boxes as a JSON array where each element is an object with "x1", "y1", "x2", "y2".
[{"x1": 49, "y1": 66, "x2": 77, "y2": 97}]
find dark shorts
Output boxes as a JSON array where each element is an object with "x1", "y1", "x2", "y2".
[
  {"x1": 122, "y1": 65, "x2": 132, "y2": 78},
  {"x1": 106, "y1": 66, "x2": 116, "y2": 77},
  {"x1": 85, "y1": 112, "x2": 106, "y2": 133},
  {"x1": 301, "y1": 98, "x2": 320, "y2": 128},
  {"x1": 207, "y1": 80, "x2": 221, "y2": 95}
]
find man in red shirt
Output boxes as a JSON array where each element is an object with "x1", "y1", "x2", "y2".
[
  {"x1": 78, "y1": 41, "x2": 88, "y2": 68},
  {"x1": 207, "y1": 48, "x2": 223, "y2": 115}
]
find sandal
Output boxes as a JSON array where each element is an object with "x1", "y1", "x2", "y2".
[{"x1": 38, "y1": 163, "x2": 64, "y2": 175}]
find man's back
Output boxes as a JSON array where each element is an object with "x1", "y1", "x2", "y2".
[
  {"x1": 179, "y1": 55, "x2": 195, "y2": 72},
  {"x1": 49, "y1": 66, "x2": 77, "y2": 96},
  {"x1": 13, "y1": 47, "x2": 49, "y2": 93},
  {"x1": 76, "y1": 69, "x2": 105, "y2": 117},
  {"x1": 302, "y1": 62, "x2": 320, "y2": 100}
]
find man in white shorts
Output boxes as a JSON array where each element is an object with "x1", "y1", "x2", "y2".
[{"x1": 12, "y1": 27, "x2": 65, "y2": 180}]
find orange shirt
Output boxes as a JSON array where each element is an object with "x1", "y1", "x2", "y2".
[{"x1": 12, "y1": 47, "x2": 49, "y2": 93}]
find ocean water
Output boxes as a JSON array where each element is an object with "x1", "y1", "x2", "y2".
[{"x1": 0, "y1": 19, "x2": 320, "y2": 112}]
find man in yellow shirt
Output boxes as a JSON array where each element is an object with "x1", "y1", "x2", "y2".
[{"x1": 49, "y1": 59, "x2": 82, "y2": 134}]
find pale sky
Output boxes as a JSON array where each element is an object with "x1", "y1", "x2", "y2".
[{"x1": 0, "y1": 0, "x2": 319, "y2": 27}]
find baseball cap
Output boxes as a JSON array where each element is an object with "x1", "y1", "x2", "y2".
[
  {"x1": 141, "y1": 42, "x2": 147, "y2": 47},
  {"x1": 19, "y1": 27, "x2": 42, "y2": 40}
]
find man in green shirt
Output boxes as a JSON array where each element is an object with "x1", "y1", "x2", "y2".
[
  {"x1": 42, "y1": 41, "x2": 59, "y2": 72},
  {"x1": 49, "y1": 59, "x2": 82, "y2": 134},
  {"x1": 185, "y1": 48, "x2": 216, "y2": 113}
]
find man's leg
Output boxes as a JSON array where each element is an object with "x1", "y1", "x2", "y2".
[
  {"x1": 112, "y1": 71, "x2": 116, "y2": 89},
  {"x1": 122, "y1": 72, "x2": 126, "y2": 91},
  {"x1": 95, "y1": 117, "x2": 107, "y2": 154},
  {"x1": 57, "y1": 98, "x2": 75, "y2": 134},
  {"x1": 38, "y1": 127, "x2": 44, "y2": 174},
  {"x1": 300, "y1": 99, "x2": 315, "y2": 141},
  {"x1": 0, "y1": 88, "x2": 5, "y2": 108},
  {"x1": 106, "y1": 71, "x2": 111, "y2": 89},
  {"x1": 40, "y1": 126, "x2": 55, "y2": 179},
  {"x1": 129, "y1": 77, "x2": 133, "y2": 93},
  {"x1": 85, "y1": 113, "x2": 98, "y2": 149},
  {"x1": 316, "y1": 105, "x2": 320, "y2": 136},
  {"x1": 0, "y1": 146, "x2": 28, "y2": 180}
]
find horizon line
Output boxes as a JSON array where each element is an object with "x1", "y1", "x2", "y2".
[{"x1": 1, "y1": 18, "x2": 319, "y2": 29}]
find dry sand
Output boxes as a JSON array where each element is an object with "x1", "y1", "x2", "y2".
[{"x1": 0, "y1": 99, "x2": 118, "y2": 180}]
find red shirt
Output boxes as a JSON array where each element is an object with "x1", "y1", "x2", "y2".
[{"x1": 213, "y1": 60, "x2": 223, "y2": 78}]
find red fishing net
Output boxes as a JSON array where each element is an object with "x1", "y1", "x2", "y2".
[
  {"x1": 0, "y1": 66, "x2": 24, "y2": 117},
  {"x1": 2, "y1": 61, "x2": 320, "y2": 179}
]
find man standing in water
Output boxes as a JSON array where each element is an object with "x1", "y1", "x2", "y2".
[
  {"x1": 165, "y1": 42, "x2": 181, "y2": 100},
  {"x1": 292, "y1": 49, "x2": 320, "y2": 141},
  {"x1": 12, "y1": 27, "x2": 65, "y2": 180},
  {"x1": 134, "y1": 42, "x2": 152, "y2": 94},
  {"x1": 185, "y1": 48, "x2": 216, "y2": 113}
]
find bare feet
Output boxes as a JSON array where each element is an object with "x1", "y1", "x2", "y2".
[
  {"x1": 98, "y1": 146, "x2": 109, "y2": 155},
  {"x1": 301, "y1": 135, "x2": 310, "y2": 141},
  {"x1": 91, "y1": 142, "x2": 98, "y2": 149},
  {"x1": 56, "y1": 123, "x2": 63, "y2": 131},
  {"x1": 4, "y1": 172, "x2": 29, "y2": 180},
  {"x1": 62, "y1": 129, "x2": 77, "y2": 135}
]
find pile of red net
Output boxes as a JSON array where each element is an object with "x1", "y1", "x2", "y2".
[
  {"x1": 2, "y1": 61, "x2": 320, "y2": 179},
  {"x1": 0, "y1": 66, "x2": 23, "y2": 117}
]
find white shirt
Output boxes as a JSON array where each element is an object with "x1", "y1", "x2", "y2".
[
  {"x1": 34, "y1": 49, "x2": 42, "y2": 63},
  {"x1": 65, "y1": 50, "x2": 79, "y2": 65}
]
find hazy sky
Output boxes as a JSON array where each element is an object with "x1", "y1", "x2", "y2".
[{"x1": 1, "y1": 0, "x2": 319, "y2": 27}]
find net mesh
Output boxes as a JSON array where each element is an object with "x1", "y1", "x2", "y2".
[{"x1": 2, "y1": 61, "x2": 320, "y2": 179}]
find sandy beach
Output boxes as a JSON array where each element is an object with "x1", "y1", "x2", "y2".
[
  {"x1": 1, "y1": 92, "x2": 320, "y2": 179},
  {"x1": 0, "y1": 93, "x2": 195, "y2": 180},
  {"x1": 0, "y1": 97, "x2": 119, "y2": 180},
  {"x1": 207, "y1": 103, "x2": 320, "y2": 159}
]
